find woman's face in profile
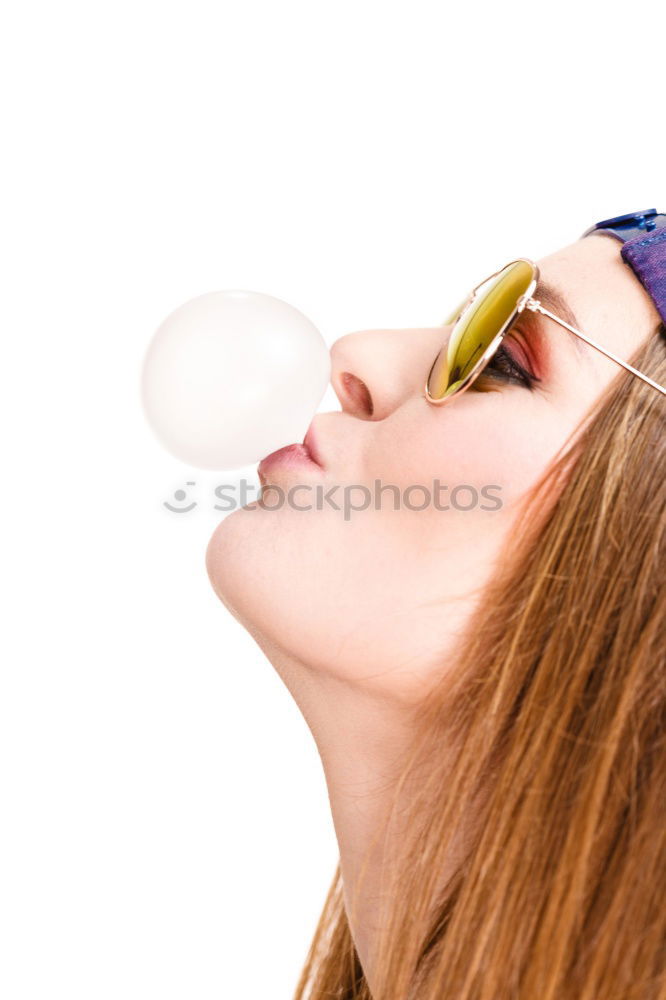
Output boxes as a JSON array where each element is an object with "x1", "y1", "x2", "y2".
[{"x1": 207, "y1": 234, "x2": 659, "y2": 702}]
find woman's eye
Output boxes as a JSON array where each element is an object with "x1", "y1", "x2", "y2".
[{"x1": 478, "y1": 342, "x2": 540, "y2": 390}]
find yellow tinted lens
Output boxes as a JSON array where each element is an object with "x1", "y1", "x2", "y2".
[{"x1": 427, "y1": 260, "x2": 535, "y2": 401}]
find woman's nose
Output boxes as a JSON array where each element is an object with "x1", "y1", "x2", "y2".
[{"x1": 329, "y1": 326, "x2": 447, "y2": 420}]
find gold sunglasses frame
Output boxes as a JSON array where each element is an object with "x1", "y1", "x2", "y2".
[{"x1": 424, "y1": 258, "x2": 666, "y2": 403}]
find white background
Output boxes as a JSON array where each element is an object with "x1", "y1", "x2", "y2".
[{"x1": 1, "y1": 2, "x2": 663, "y2": 997}]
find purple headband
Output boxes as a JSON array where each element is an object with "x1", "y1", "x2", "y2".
[
  {"x1": 620, "y1": 228, "x2": 666, "y2": 326},
  {"x1": 581, "y1": 210, "x2": 666, "y2": 326}
]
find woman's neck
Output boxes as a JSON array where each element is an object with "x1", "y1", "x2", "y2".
[{"x1": 254, "y1": 638, "x2": 459, "y2": 992}]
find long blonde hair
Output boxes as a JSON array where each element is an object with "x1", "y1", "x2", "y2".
[{"x1": 294, "y1": 328, "x2": 666, "y2": 999}]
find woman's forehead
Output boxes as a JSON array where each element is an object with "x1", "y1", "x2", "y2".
[{"x1": 536, "y1": 235, "x2": 661, "y2": 357}]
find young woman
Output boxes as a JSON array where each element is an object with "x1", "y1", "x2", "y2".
[{"x1": 207, "y1": 211, "x2": 666, "y2": 1000}]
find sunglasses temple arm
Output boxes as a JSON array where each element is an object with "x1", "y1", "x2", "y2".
[{"x1": 526, "y1": 301, "x2": 666, "y2": 397}]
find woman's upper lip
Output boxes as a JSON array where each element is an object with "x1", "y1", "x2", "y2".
[
  {"x1": 303, "y1": 424, "x2": 323, "y2": 468},
  {"x1": 256, "y1": 422, "x2": 323, "y2": 475}
]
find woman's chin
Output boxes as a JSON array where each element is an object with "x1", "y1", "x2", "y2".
[{"x1": 205, "y1": 504, "x2": 263, "y2": 624}]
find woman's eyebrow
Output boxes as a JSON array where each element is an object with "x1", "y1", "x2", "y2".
[{"x1": 531, "y1": 279, "x2": 589, "y2": 358}]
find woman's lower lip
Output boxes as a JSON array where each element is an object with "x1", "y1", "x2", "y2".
[{"x1": 257, "y1": 443, "x2": 321, "y2": 475}]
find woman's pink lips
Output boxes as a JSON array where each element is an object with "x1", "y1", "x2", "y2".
[
  {"x1": 257, "y1": 437, "x2": 322, "y2": 479},
  {"x1": 257, "y1": 422, "x2": 324, "y2": 482}
]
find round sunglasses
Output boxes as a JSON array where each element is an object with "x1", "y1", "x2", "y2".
[{"x1": 425, "y1": 259, "x2": 666, "y2": 403}]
